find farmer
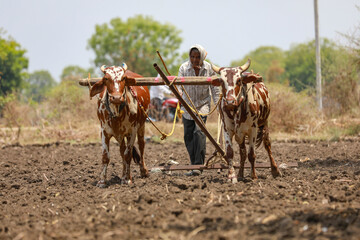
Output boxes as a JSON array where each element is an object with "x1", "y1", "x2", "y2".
[{"x1": 178, "y1": 44, "x2": 220, "y2": 176}]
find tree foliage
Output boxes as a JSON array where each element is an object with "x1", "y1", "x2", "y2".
[
  {"x1": 46, "y1": 80, "x2": 89, "y2": 121},
  {"x1": 0, "y1": 30, "x2": 28, "y2": 95},
  {"x1": 284, "y1": 38, "x2": 347, "y2": 93},
  {"x1": 230, "y1": 46, "x2": 286, "y2": 82},
  {"x1": 88, "y1": 15, "x2": 182, "y2": 77},
  {"x1": 24, "y1": 70, "x2": 57, "y2": 102},
  {"x1": 60, "y1": 65, "x2": 96, "y2": 82},
  {"x1": 321, "y1": 43, "x2": 359, "y2": 115}
]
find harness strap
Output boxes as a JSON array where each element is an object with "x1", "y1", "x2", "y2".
[{"x1": 104, "y1": 91, "x2": 115, "y2": 118}]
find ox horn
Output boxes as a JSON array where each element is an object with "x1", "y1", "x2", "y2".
[
  {"x1": 211, "y1": 63, "x2": 221, "y2": 74},
  {"x1": 239, "y1": 59, "x2": 251, "y2": 72},
  {"x1": 100, "y1": 65, "x2": 107, "y2": 73},
  {"x1": 122, "y1": 62, "x2": 128, "y2": 71}
]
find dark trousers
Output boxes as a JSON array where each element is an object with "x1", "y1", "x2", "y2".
[{"x1": 183, "y1": 116, "x2": 207, "y2": 165}]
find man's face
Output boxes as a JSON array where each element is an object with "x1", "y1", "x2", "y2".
[{"x1": 190, "y1": 49, "x2": 201, "y2": 68}]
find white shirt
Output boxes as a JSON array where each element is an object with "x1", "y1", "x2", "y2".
[{"x1": 178, "y1": 60, "x2": 220, "y2": 120}]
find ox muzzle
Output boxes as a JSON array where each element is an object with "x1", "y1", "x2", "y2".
[
  {"x1": 223, "y1": 94, "x2": 244, "y2": 111},
  {"x1": 108, "y1": 88, "x2": 127, "y2": 105},
  {"x1": 223, "y1": 97, "x2": 238, "y2": 111}
]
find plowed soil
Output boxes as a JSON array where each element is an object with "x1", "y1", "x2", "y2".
[{"x1": 1, "y1": 139, "x2": 359, "y2": 240}]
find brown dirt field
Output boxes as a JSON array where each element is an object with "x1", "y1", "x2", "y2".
[{"x1": 0, "y1": 139, "x2": 359, "y2": 240}]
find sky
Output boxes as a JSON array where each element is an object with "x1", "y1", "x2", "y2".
[{"x1": 1, "y1": 0, "x2": 359, "y2": 81}]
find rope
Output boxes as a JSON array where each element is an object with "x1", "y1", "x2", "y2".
[
  {"x1": 179, "y1": 85, "x2": 205, "y2": 125},
  {"x1": 128, "y1": 83, "x2": 178, "y2": 140},
  {"x1": 181, "y1": 84, "x2": 222, "y2": 117},
  {"x1": 140, "y1": 104, "x2": 178, "y2": 140},
  {"x1": 205, "y1": 150, "x2": 228, "y2": 167},
  {"x1": 168, "y1": 76, "x2": 177, "y2": 87}
]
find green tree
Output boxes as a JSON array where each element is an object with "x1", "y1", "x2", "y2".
[
  {"x1": 266, "y1": 60, "x2": 285, "y2": 83},
  {"x1": 24, "y1": 70, "x2": 57, "y2": 102},
  {"x1": 230, "y1": 46, "x2": 286, "y2": 81},
  {"x1": 88, "y1": 15, "x2": 182, "y2": 77},
  {"x1": 284, "y1": 38, "x2": 343, "y2": 92},
  {"x1": 0, "y1": 30, "x2": 28, "y2": 95},
  {"x1": 285, "y1": 38, "x2": 358, "y2": 115},
  {"x1": 321, "y1": 43, "x2": 358, "y2": 115}
]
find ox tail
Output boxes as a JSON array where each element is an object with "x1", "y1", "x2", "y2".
[
  {"x1": 256, "y1": 125, "x2": 265, "y2": 149},
  {"x1": 132, "y1": 146, "x2": 141, "y2": 164}
]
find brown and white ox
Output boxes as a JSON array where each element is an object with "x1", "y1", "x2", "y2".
[
  {"x1": 89, "y1": 64, "x2": 150, "y2": 187},
  {"x1": 212, "y1": 59, "x2": 281, "y2": 183}
]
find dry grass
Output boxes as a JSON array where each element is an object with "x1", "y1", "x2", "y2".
[
  {"x1": 1, "y1": 116, "x2": 359, "y2": 148},
  {"x1": 0, "y1": 82, "x2": 359, "y2": 147}
]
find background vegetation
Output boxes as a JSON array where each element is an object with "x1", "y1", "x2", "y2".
[{"x1": 0, "y1": 14, "x2": 359, "y2": 146}]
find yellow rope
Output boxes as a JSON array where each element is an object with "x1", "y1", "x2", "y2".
[{"x1": 140, "y1": 103, "x2": 180, "y2": 140}]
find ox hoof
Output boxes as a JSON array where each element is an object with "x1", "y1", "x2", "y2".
[
  {"x1": 272, "y1": 169, "x2": 282, "y2": 178},
  {"x1": 141, "y1": 170, "x2": 150, "y2": 178},
  {"x1": 227, "y1": 177, "x2": 238, "y2": 184},
  {"x1": 237, "y1": 176, "x2": 245, "y2": 182},
  {"x1": 121, "y1": 178, "x2": 132, "y2": 185},
  {"x1": 96, "y1": 180, "x2": 107, "y2": 188}
]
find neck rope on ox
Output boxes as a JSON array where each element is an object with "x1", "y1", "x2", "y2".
[
  {"x1": 103, "y1": 90, "x2": 126, "y2": 119},
  {"x1": 221, "y1": 82, "x2": 255, "y2": 118},
  {"x1": 103, "y1": 86, "x2": 138, "y2": 119}
]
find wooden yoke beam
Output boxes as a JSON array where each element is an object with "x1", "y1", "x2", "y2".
[{"x1": 78, "y1": 76, "x2": 221, "y2": 86}]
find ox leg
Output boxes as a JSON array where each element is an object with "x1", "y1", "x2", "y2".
[
  {"x1": 248, "y1": 132, "x2": 258, "y2": 179},
  {"x1": 120, "y1": 139, "x2": 127, "y2": 180},
  {"x1": 263, "y1": 125, "x2": 281, "y2": 178},
  {"x1": 97, "y1": 131, "x2": 111, "y2": 188},
  {"x1": 121, "y1": 133, "x2": 136, "y2": 184},
  {"x1": 122, "y1": 140, "x2": 133, "y2": 184},
  {"x1": 238, "y1": 140, "x2": 247, "y2": 180},
  {"x1": 224, "y1": 131, "x2": 237, "y2": 184},
  {"x1": 137, "y1": 124, "x2": 149, "y2": 178},
  {"x1": 248, "y1": 145, "x2": 257, "y2": 179}
]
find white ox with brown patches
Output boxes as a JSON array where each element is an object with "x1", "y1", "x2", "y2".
[
  {"x1": 90, "y1": 64, "x2": 150, "y2": 187},
  {"x1": 212, "y1": 59, "x2": 281, "y2": 183}
]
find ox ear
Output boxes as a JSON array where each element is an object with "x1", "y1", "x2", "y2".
[
  {"x1": 241, "y1": 71, "x2": 263, "y2": 84},
  {"x1": 90, "y1": 80, "x2": 106, "y2": 97},
  {"x1": 211, "y1": 78, "x2": 222, "y2": 86}
]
